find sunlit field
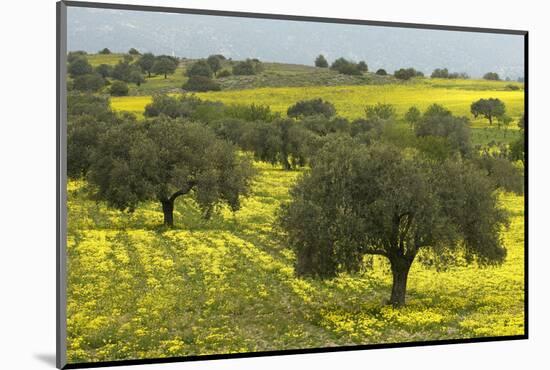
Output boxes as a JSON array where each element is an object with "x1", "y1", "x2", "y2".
[
  {"x1": 110, "y1": 82, "x2": 523, "y2": 127},
  {"x1": 66, "y1": 161, "x2": 524, "y2": 363}
]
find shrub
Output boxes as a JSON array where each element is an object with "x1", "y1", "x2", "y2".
[
  {"x1": 186, "y1": 60, "x2": 213, "y2": 78},
  {"x1": 287, "y1": 98, "x2": 336, "y2": 118},
  {"x1": 68, "y1": 57, "x2": 93, "y2": 77},
  {"x1": 128, "y1": 48, "x2": 140, "y2": 55},
  {"x1": 182, "y1": 76, "x2": 221, "y2": 92},
  {"x1": 483, "y1": 72, "x2": 500, "y2": 81},
  {"x1": 365, "y1": 103, "x2": 396, "y2": 120},
  {"x1": 315, "y1": 55, "x2": 329, "y2": 68},
  {"x1": 357, "y1": 61, "x2": 368, "y2": 73},
  {"x1": 233, "y1": 59, "x2": 262, "y2": 75},
  {"x1": 330, "y1": 57, "x2": 361, "y2": 75},
  {"x1": 394, "y1": 67, "x2": 420, "y2": 80},
  {"x1": 94, "y1": 64, "x2": 113, "y2": 78},
  {"x1": 99, "y1": 48, "x2": 111, "y2": 54},
  {"x1": 73, "y1": 73, "x2": 105, "y2": 92},
  {"x1": 217, "y1": 69, "x2": 231, "y2": 78},
  {"x1": 109, "y1": 80, "x2": 129, "y2": 96},
  {"x1": 375, "y1": 69, "x2": 387, "y2": 76}
]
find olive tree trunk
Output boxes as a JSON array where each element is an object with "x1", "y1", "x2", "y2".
[
  {"x1": 161, "y1": 199, "x2": 175, "y2": 227},
  {"x1": 389, "y1": 256, "x2": 413, "y2": 307}
]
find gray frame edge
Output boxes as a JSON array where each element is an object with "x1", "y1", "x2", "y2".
[{"x1": 57, "y1": 1, "x2": 68, "y2": 369}]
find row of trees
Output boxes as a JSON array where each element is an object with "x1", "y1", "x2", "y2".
[{"x1": 67, "y1": 91, "x2": 524, "y2": 306}]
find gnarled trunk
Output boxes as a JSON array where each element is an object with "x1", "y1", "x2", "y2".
[
  {"x1": 161, "y1": 199, "x2": 174, "y2": 227},
  {"x1": 389, "y1": 255, "x2": 413, "y2": 307}
]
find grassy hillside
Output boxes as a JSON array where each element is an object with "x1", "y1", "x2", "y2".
[{"x1": 66, "y1": 161, "x2": 524, "y2": 364}]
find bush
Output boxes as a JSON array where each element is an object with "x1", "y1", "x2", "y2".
[
  {"x1": 315, "y1": 55, "x2": 329, "y2": 68},
  {"x1": 225, "y1": 103, "x2": 278, "y2": 122},
  {"x1": 67, "y1": 51, "x2": 87, "y2": 64},
  {"x1": 73, "y1": 73, "x2": 105, "y2": 92},
  {"x1": 330, "y1": 57, "x2": 362, "y2": 75},
  {"x1": 217, "y1": 69, "x2": 231, "y2": 78},
  {"x1": 99, "y1": 48, "x2": 111, "y2": 55},
  {"x1": 394, "y1": 67, "x2": 420, "y2": 80},
  {"x1": 357, "y1": 61, "x2": 368, "y2": 73},
  {"x1": 182, "y1": 76, "x2": 221, "y2": 92},
  {"x1": 505, "y1": 84, "x2": 520, "y2": 91},
  {"x1": 365, "y1": 103, "x2": 396, "y2": 120},
  {"x1": 128, "y1": 48, "x2": 140, "y2": 55},
  {"x1": 186, "y1": 60, "x2": 213, "y2": 78},
  {"x1": 375, "y1": 69, "x2": 387, "y2": 76},
  {"x1": 68, "y1": 57, "x2": 93, "y2": 77},
  {"x1": 109, "y1": 80, "x2": 129, "y2": 96},
  {"x1": 483, "y1": 72, "x2": 500, "y2": 81},
  {"x1": 233, "y1": 59, "x2": 262, "y2": 75},
  {"x1": 287, "y1": 98, "x2": 336, "y2": 118},
  {"x1": 94, "y1": 64, "x2": 113, "y2": 78}
]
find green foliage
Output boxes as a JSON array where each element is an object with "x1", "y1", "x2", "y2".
[
  {"x1": 152, "y1": 56, "x2": 178, "y2": 78},
  {"x1": 206, "y1": 55, "x2": 223, "y2": 76},
  {"x1": 365, "y1": 102, "x2": 396, "y2": 120},
  {"x1": 143, "y1": 94, "x2": 225, "y2": 122},
  {"x1": 330, "y1": 58, "x2": 362, "y2": 75},
  {"x1": 67, "y1": 51, "x2": 87, "y2": 64},
  {"x1": 287, "y1": 98, "x2": 336, "y2": 118},
  {"x1": 394, "y1": 68, "x2": 422, "y2": 80},
  {"x1": 315, "y1": 55, "x2": 329, "y2": 68},
  {"x1": 431, "y1": 68, "x2": 467, "y2": 79},
  {"x1": 224, "y1": 103, "x2": 278, "y2": 122},
  {"x1": 357, "y1": 61, "x2": 368, "y2": 73},
  {"x1": 240, "y1": 119, "x2": 313, "y2": 170},
  {"x1": 68, "y1": 57, "x2": 93, "y2": 78},
  {"x1": 128, "y1": 48, "x2": 140, "y2": 55},
  {"x1": 137, "y1": 52, "x2": 156, "y2": 77},
  {"x1": 278, "y1": 138, "x2": 508, "y2": 305},
  {"x1": 471, "y1": 98, "x2": 506, "y2": 125},
  {"x1": 232, "y1": 59, "x2": 263, "y2": 76},
  {"x1": 110, "y1": 81, "x2": 129, "y2": 96},
  {"x1": 376, "y1": 69, "x2": 387, "y2": 76},
  {"x1": 94, "y1": 64, "x2": 113, "y2": 78},
  {"x1": 98, "y1": 48, "x2": 111, "y2": 55},
  {"x1": 72, "y1": 73, "x2": 106, "y2": 92},
  {"x1": 67, "y1": 93, "x2": 113, "y2": 120},
  {"x1": 404, "y1": 106, "x2": 421, "y2": 128},
  {"x1": 414, "y1": 104, "x2": 471, "y2": 155},
  {"x1": 67, "y1": 115, "x2": 110, "y2": 178},
  {"x1": 474, "y1": 147, "x2": 524, "y2": 194},
  {"x1": 187, "y1": 60, "x2": 214, "y2": 78},
  {"x1": 217, "y1": 69, "x2": 232, "y2": 78},
  {"x1": 87, "y1": 118, "x2": 255, "y2": 225},
  {"x1": 483, "y1": 72, "x2": 500, "y2": 81},
  {"x1": 183, "y1": 76, "x2": 221, "y2": 92},
  {"x1": 129, "y1": 70, "x2": 145, "y2": 86}
]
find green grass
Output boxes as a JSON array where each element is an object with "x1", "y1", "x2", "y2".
[
  {"x1": 66, "y1": 161, "x2": 524, "y2": 363},
  {"x1": 87, "y1": 53, "x2": 125, "y2": 67}
]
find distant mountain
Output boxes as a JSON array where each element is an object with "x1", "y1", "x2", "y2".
[{"x1": 67, "y1": 7, "x2": 525, "y2": 79}]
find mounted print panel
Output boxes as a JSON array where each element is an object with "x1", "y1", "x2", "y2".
[{"x1": 57, "y1": 1, "x2": 527, "y2": 368}]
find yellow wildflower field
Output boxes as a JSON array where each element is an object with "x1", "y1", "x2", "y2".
[{"x1": 67, "y1": 161, "x2": 524, "y2": 363}]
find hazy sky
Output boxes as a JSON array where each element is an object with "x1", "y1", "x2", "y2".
[{"x1": 67, "y1": 7, "x2": 525, "y2": 79}]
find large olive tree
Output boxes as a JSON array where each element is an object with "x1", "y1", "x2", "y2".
[
  {"x1": 278, "y1": 138, "x2": 508, "y2": 306},
  {"x1": 87, "y1": 118, "x2": 255, "y2": 226}
]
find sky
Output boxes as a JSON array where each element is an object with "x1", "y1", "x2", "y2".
[{"x1": 67, "y1": 7, "x2": 525, "y2": 79}]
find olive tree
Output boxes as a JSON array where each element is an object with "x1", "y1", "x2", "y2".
[
  {"x1": 152, "y1": 56, "x2": 177, "y2": 78},
  {"x1": 471, "y1": 98, "x2": 506, "y2": 126},
  {"x1": 404, "y1": 106, "x2": 421, "y2": 128},
  {"x1": 88, "y1": 119, "x2": 255, "y2": 226},
  {"x1": 137, "y1": 52, "x2": 156, "y2": 77},
  {"x1": 315, "y1": 54, "x2": 329, "y2": 68},
  {"x1": 278, "y1": 138, "x2": 508, "y2": 306},
  {"x1": 415, "y1": 104, "x2": 471, "y2": 155}
]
